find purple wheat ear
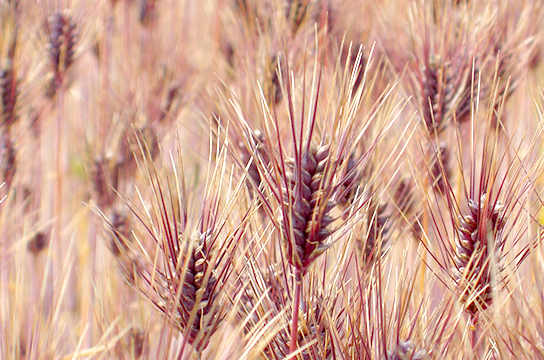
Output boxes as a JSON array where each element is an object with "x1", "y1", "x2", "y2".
[
  {"x1": 225, "y1": 37, "x2": 406, "y2": 356},
  {"x1": 47, "y1": 11, "x2": 77, "y2": 92},
  {"x1": 454, "y1": 194, "x2": 505, "y2": 318}
]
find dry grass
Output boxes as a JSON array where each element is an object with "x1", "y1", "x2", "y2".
[{"x1": 2, "y1": 0, "x2": 544, "y2": 359}]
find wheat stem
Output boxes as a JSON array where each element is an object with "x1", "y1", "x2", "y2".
[{"x1": 289, "y1": 268, "x2": 302, "y2": 355}]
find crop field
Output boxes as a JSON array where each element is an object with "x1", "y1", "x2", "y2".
[{"x1": 2, "y1": 0, "x2": 544, "y2": 359}]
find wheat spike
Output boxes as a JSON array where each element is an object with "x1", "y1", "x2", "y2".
[
  {"x1": 453, "y1": 193, "x2": 505, "y2": 316},
  {"x1": 1, "y1": 59, "x2": 18, "y2": 128},
  {"x1": 47, "y1": 11, "x2": 77, "y2": 89},
  {"x1": 283, "y1": 141, "x2": 335, "y2": 273}
]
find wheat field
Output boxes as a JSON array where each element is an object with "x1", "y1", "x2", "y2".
[{"x1": 2, "y1": 0, "x2": 544, "y2": 359}]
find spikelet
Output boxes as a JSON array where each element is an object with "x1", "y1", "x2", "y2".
[
  {"x1": 281, "y1": 142, "x2": 335, "y2": 273},
  {"x1": 385, "y1": 2, "x2": 477, "y2": 135},
  {"x1": 147, "y1": 215, "x2": 229, "y2": 353},
  {"x1": 1, "y1": 59, "x2": 18, "y2": 129},
  {"x1": 240, "y1": 129, "x2": 269, "y2": 197},
  {"x1": 129, "y1": 328, "x2": 146, "y2": 359},
  {"x1": 47, "y1": 11, "x2": 77, "y2": 89},
  {"x1": 27, "y1": 232, "x2": 50, "y2": 256},
  {"x1": 453, "y1": 193, "x2": 505, "y2": 317},
  {"x1": 420, "y1": 57, "x2": 472, "y2": 134},
  {"x1": 337, "y1": 152, "x2": 361, "y2": 208},
  {"x1": 393, "y1": 177, "x2": 415, "y2": 216},
  {"x1": 91, "y1": 156, "x2": 116, "y2": 209},
  {"x1": 357, "y1": 200, "x2": 389, "y2": 266},
  {"x1": 138, "y1": 0, "x2": 157, "y2": 26},
  {"x1": 0, "y1": 133, "x2": 16, "y2": 189},
  {"x1": 429, "y1": 141, "x2": 451, "y2": 194},
  {"x1": 116, "y1": 124, "x2": 159, "y2": 182},
  {"x1": 341, "y1": 43, "x2": 367, "y2": 98},
  {"x1": 420, "y1": 58, "x2": 445, "y2": 133},
  {"x1": 158, "y1": 83, "x2": 181, "y2": 123},
  {"x1": 285, "y1": 0, "x2": 311, "y2": 34},
  {"x1": 284, "y1": 0, "x2": 333, "y2": 37},
  {"x1": 108, "y1": 210, "x2": 130, "y2": 257},
  {"x1": 164, "y1": 229, "x2": 219, "y2": 351},
  {"x1": 267, "y1": 55, "x2": 282, "y2": 105}
]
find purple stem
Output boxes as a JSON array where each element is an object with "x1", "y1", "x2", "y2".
[{"x1": 289, "y1": 268, "x2": 302, "y2": 355}]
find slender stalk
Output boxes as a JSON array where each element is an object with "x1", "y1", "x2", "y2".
[
  {"x1": 289, "y1": 268, "x2": 302, "y2": 355},
  {"x1": 55, "y1": 85, "x2": 64, "y2": 239},
  {"x1": 54, "y1": 84, "x2": 64, "y2": 300}
]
